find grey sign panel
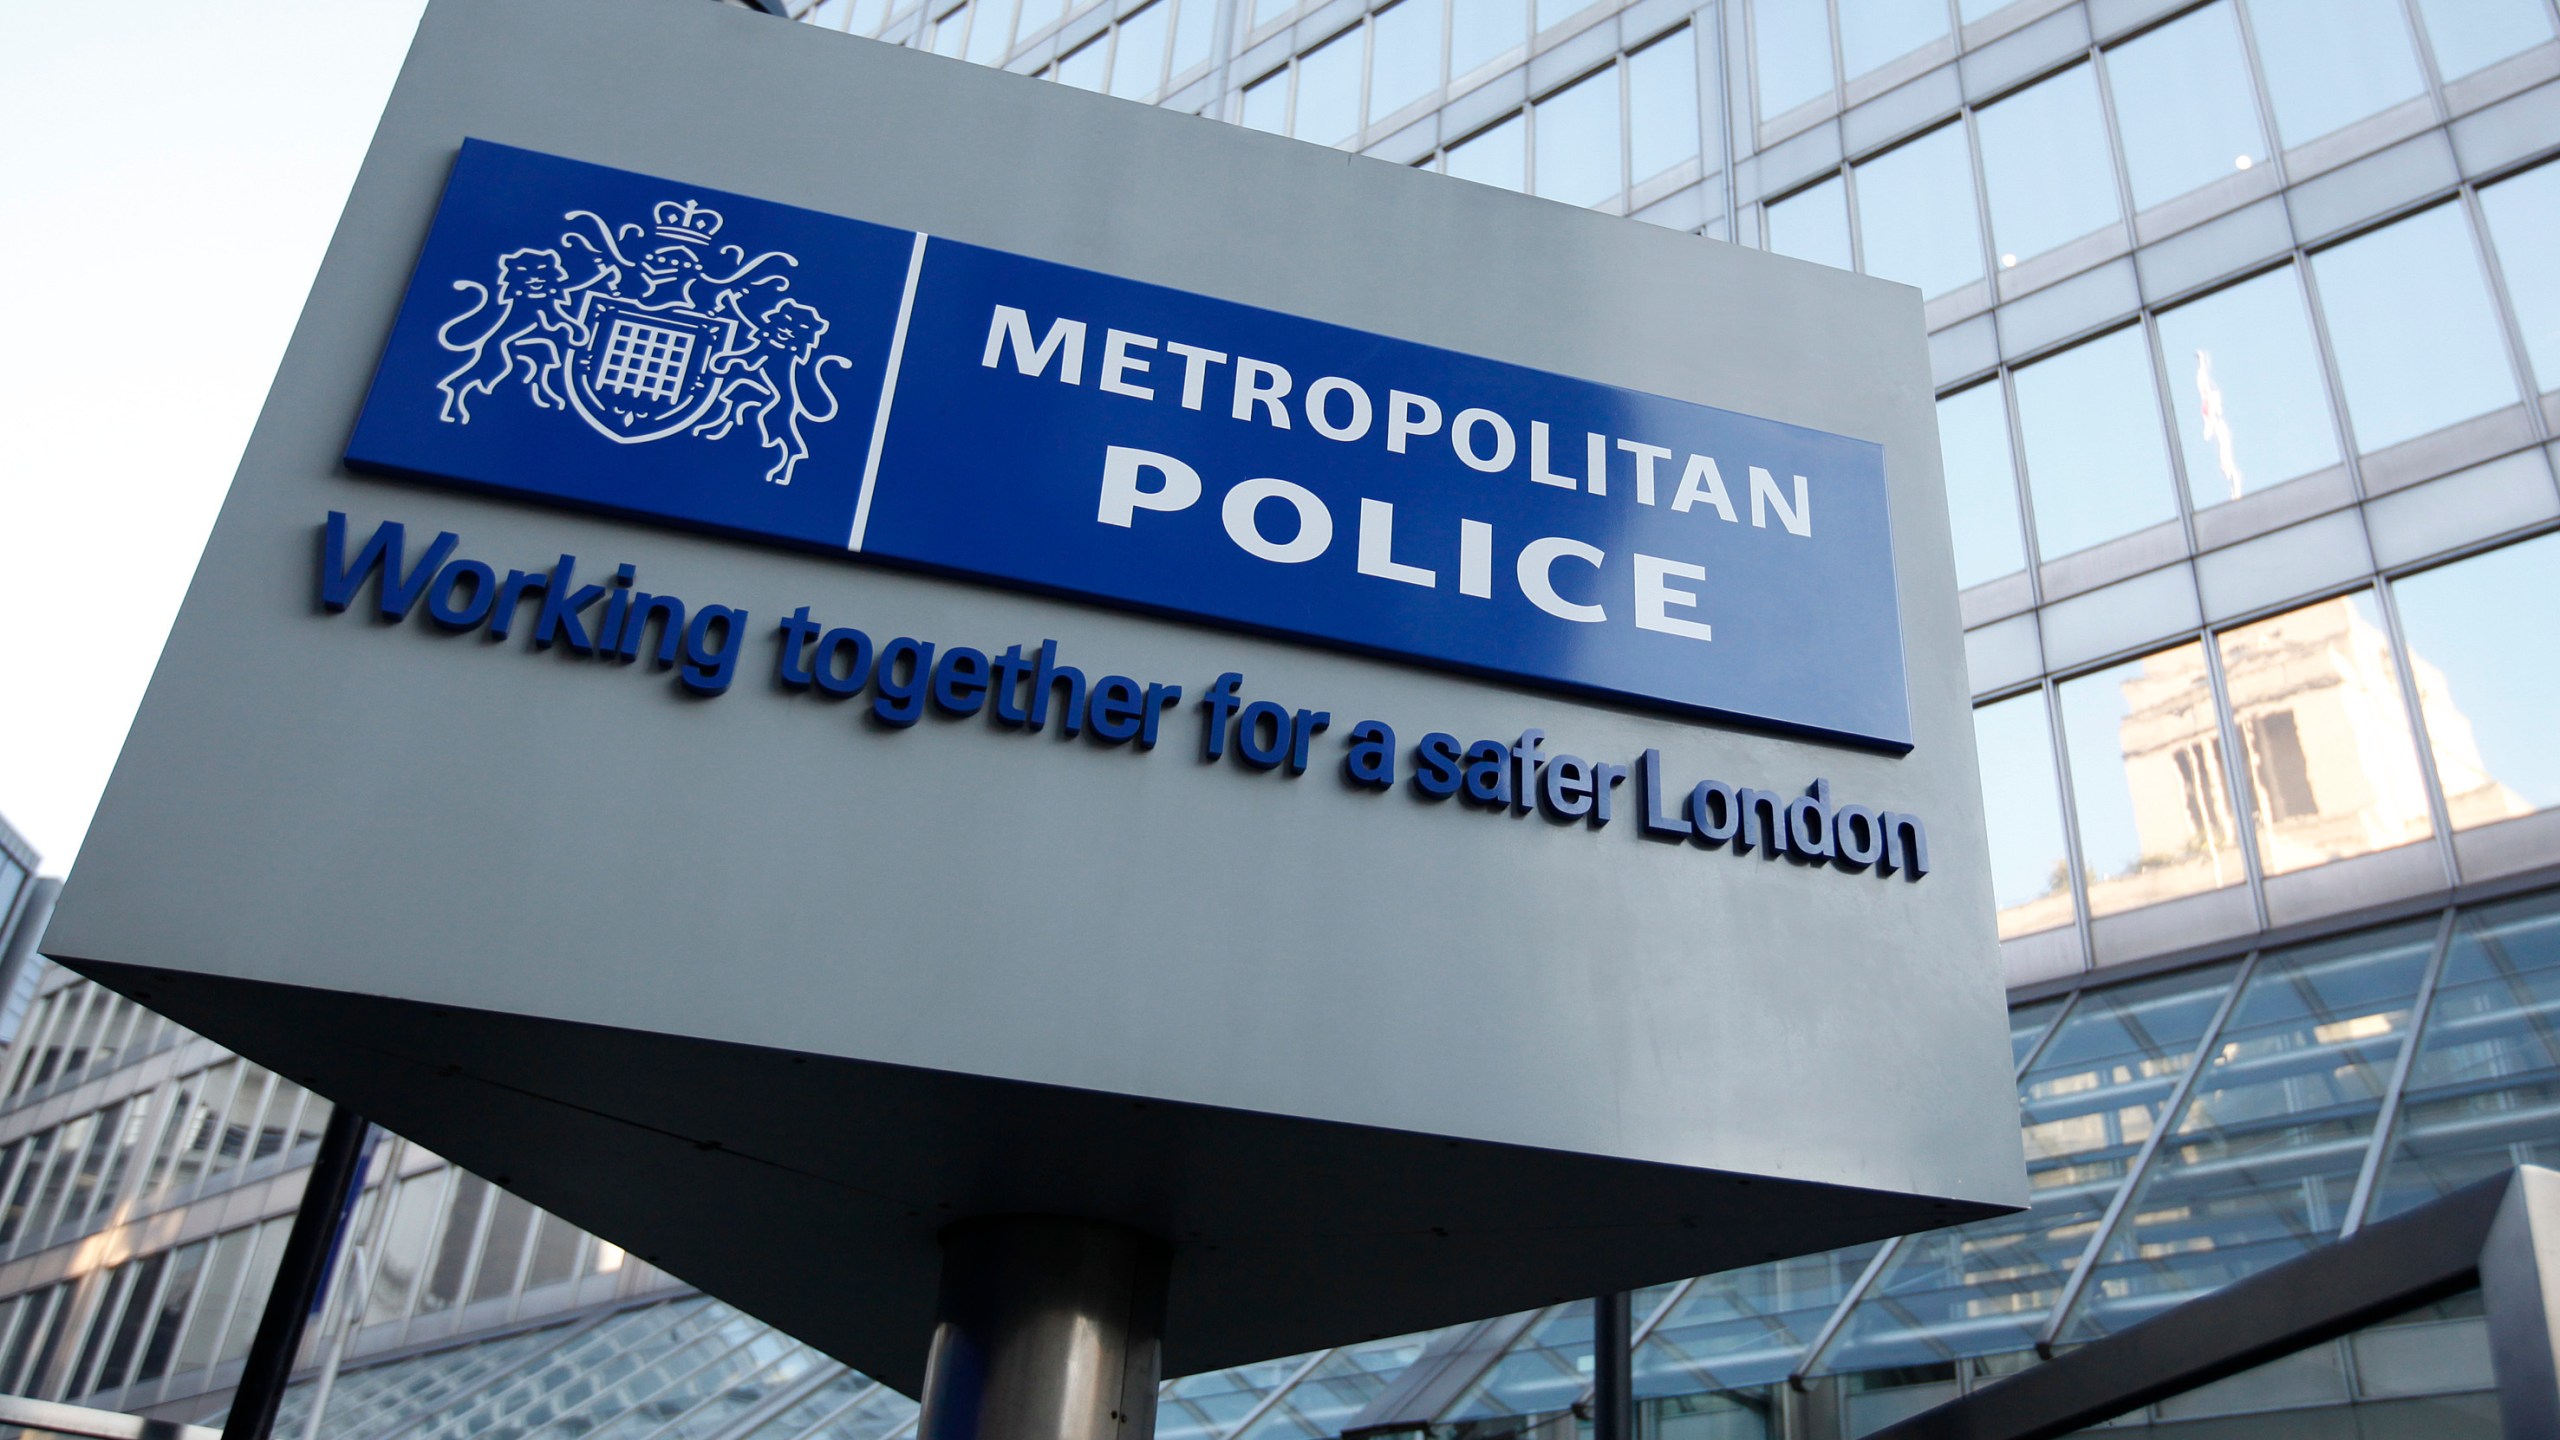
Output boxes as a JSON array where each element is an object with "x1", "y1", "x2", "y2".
[{"x1": 48, "y1": 0, "x2": 2022, "y2": 1394}]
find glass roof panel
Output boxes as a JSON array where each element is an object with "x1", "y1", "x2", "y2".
[
  {"x1": 1440, "y1": 1303, "x2": 1591, "y2": 1422},
  {"x1": 1631, "y1": 1244, "x2": 1879, "y2": 1400}
]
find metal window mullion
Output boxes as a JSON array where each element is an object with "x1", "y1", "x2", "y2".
[
  {"x1": 369, "y1": 1301, "x2": 628, "y2": 1440},
  {"x1": 762, "y1": 1373, "x2": 882, "y2": 1440},
  {"x1": 2390, "y1": 0, "x2": 2456, "y2": 121},
  {"x1": 2037, "y1": 945, "x2": 2264, "y2": 1355},
  {"x1": 1786, "y1": 1235, "x2": 1903, "y2": 1384},
  {"x1": 103, "y1": 1250, "x2": 180, "y2": 1401},
  {"x1": 2034, "y1": 676, "x2": 2098, "y2": 977},
  {"x1": 584, "y1": 1320, "x2": 771, "y2": 1436},
  {"x1": 2136, "y1": 304, "x2": 2209, "y2": 558},
  {"x1": 1570, "y1": 1276, "x2": 1702, "y2": 1408},
  {"x1": 64, "y1": 1264, "x2": 135, "y2": 1401},
  {"x1": 445, "y1": 1175, "x2": 507, "y2": 1320},
  {"x1": 1212, "y1": 1345, "x2": 1335, "y2": 1440},
  {"x1": 2223, "y1": 0, "x2": 2296, "y2": 191},
  {"x1": 2196, "y1": 617, "x2": 2275, "y2": 933},
  {"x1": 2460, "y1": 179, "x2": 2556, "y2": 445},
  {"x1": 2341, "y1": 907, "x2": 2461, "y2": 1235}
]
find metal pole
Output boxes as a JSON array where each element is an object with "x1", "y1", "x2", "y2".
[
  {"x1": 1591, "y1": 1292, "x2": 1633, "y2": 1440},
  {"x1": 917, "y1": 1216, "x2": 1171, "y2": 1440},
  {"x1": 222, "y1": 1104, "x2": 370, "y2": 1440}
]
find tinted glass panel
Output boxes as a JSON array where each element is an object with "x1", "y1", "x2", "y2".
[
  {"x1": 2414, "y1": 0, "x2": 2554, "y2": 80},
  {"x1": 1766, "y1": 176, "x2": 1851, "y2": 272},
  {"x1": 1854, "y1": 124, "x2": 1983, "y2": 300},
  {"x1": 2012, "y1": 327, "x2": 2178, "y2": 559},
  {"x1": 2059, "y1": 644, "x2": 2249, "y2": 918},
  {"x1": 2480, "y1": 162, "x2": 2560, "y2": 393},
  {"x1": 1974, "y1": 695, "x2": 2074, "y2": 940},
  {"x1": 2064, "y1": 924, "x2": 2437, "y2": 1337},
  {"x1": 1446, "y1": 114, "x2": 1526, "y2": 191},
  {"x1": 1535, "y1": 67, "x2": 1621, "y2": 205},
  {"x1": 965, "y1": 0, "x2": 1015, "y2": 62},
  {"x1": 2314, "y1": 204, "x2": 2520, "y2": 452},
  {"x1": 2104, "y1": 3, "x2": 2270, "y2": 212},
  {"x1": 1976, "y1": 64, "x2": 2121, "y2": 269},
  {"x1": 1450, "y1": 0, "x2": 1525, "y2": 77},
  {"x1": 1628, "y1": 31, "x2": 1699, "y2": 184},
  {"x1": 2371, "y1": 893, "x2": 2560, "y2": 1220},
  {"x1": 1838, "y1": 0, "x2": 1946, "y2": 80},
  {"x1": 1168, "y1": 0, "x2": 1216, "y2": 75},
  {"x1": 2247, "y1": 0, "x2": 2426, "y2": 147},
  {"x1": 1753, "y1": 0, "x2": 1832, "y2": 118},
  {"x1": 1291, "y1": 28, "x2": 1363, "y2": 145},
  {"x1": 1935, "y1": 381, "x2": 2026, "y2": 586},
  {"x1": 1369, "y1": 0, "x2": 1441, "y2": 121},
  {"x1": 1108, "y1": 2, "x2": 1170, "y2": 98},
  {"x1": 1058, "y1": 36, "x2": 1109, "y2": 90},
  {"x1": 2155, "y1": 267, "x2": 2339, "y2": 508},
  {"x1": 2218, "y1": 592, "x2": 2434, "y2": 876},
  {"x1": 2392, "y1": 532, "x2": 2560, "y2": 829}
]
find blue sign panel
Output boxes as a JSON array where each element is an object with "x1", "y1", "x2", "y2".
[{"x1": 350, "y1": 141, "x2": 1911, "y2": 748}]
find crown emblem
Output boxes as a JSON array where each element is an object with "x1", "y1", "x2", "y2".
[{"x1": 652, "y1": 199, "x2": 723, "y2": 246}]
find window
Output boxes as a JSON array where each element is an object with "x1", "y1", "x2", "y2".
[
  {"x1": 2413, "y1": 0, "x2": 2554, "y2": 81},
  {"x1": 471, "y1": 1192, "x2": 538, "y2": 1305},
  {"x1": 2391, "y1": 532, "x2": 2560, "y2": 833},
  {"x1": 1167, "y1": 0, "x2": 1215, "y2": 76},
  {"x1": 1012, "y1": 0, "x2": 1063, "y2": 43},
  {"x1": 1766, "y1": 176, "x2": 1851, "y2": 272},
  {"x1": 2011, "y1": 327, "x2": 2178, "y2": 560},
  {"x1": 1533, "y1": 68, "x2": 1621, "y2": 206},
  {"x1": 173, "y1": 1229, "x2": 252, "y2": 1375},
  {"x1": 2057, "y1": 643, "x2": 2247, "y2": 918},
  {"x1": 130, "y1": 1239, "x2": 208, "y2": 1386},
  {"x1": 1935, "y1": 382, "x2": 2026, "y2": 586},
  {"x1": 2480, "y1": 162, "x2": 2560, "y2": 393},
  {"x1": 215, "y1": 1220, "x2": 291, "y2": 1365},
  {"x1": 1535, "y1": 0, "x2": 1595, "y2": 34},
  {"x1": 1853, "y1": 123, "x2": 1982, "y2": 300},
  {"x1": 1238, "y1": 68, "x2": 1285, "y2": 128},
  {"x1": 930, "y1": 1, "x2": 970, "y2": 56},
  {"x1": 1975, "y1": 64, "x2": 2121, "y2": 270},
  {"x1": 1973, "y1": 695, "x2": 2074, "y2": 939},
  {"x1": 366, "y1": 1170, "x2": 451, "y2": 1326},
  {"x1": 2153, "y1": 266, "x2": 2339, "y2": 508},
  {"x1": 1626, "y1": 30, "x2": 1699, "y2": 186},
  {"x1": 1369, "y1": 0, "x2": 1442, "y2": 121},
  {"x1": 1450, "y1": 0, "x2": 1526, "y2": 79},
  {"x1": 2103, "y1": 3, "x2": 2269, "y2": 213},
  {"x1": 1290, "y1": 28, "x2": 1363, "y2": 146},
  {"x1": 2313, "y1": 204, "x2": 2519, "y2": 452},
  {"x1": 2245, "y1": 0, "x2": 2425, "y2": 148},
  {"x1": 1837, "y1": 0, "x2": 1946, "y2": 81},
  {"x1": 1106, "y1": 1, "x2": 1170, "y2": 99},
  {"x1": 2217, "y1": 593, "x2": 2434, "y2": 876},
  {"x1": 1445, "y1": 114, "x2": 1525, "y2": 192},
  {"x1": 1752, "y1": 0, "x2": 1831, "y2": 120},
  {"x1": 965, "y1": 0, "x2": 1016, "y2": 62},
  {"x1": 525, "y1": 1211, "x2": 585, "y2": 1292},
  {"x1": 1057, "y1": 36, "x2": 1108, "y2": 90},
  {"x1": 418, "y1": 1173, "x2": 489, "y2": 1315}
]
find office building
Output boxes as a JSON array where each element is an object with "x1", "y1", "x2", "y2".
[{"x1": 4, "y1": 0, "x2": 2559, "y2": 1433}]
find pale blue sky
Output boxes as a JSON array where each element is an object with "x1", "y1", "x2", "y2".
[{"x1": 0, "y1": 1, "x2": 429, "y2": 869}]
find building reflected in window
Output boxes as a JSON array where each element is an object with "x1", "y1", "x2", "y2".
[{"x1": 2060, "y1": 644, "x2": 2246, "y2": 918}]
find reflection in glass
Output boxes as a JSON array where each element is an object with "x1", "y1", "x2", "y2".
[
  {"x1": 964, "y1": 0, "x2": 1015, "y2": 62},
  {"x1": 1443, "y1": 1301, "x2": 1593, "y2": 1419},
  {"x1": 1446, "y1": 114, "x2": 1526, "y2": 192},
  {"x1": 2480, "y1": 161, "x2": 2560, "y2": 393},
  {"x1": 1107, "y1": 1, "x2": 1168, "y2": 98},
  {"x1": 1291, "y1": 29, "x2": 1363, "y2": 146},
  {"x1": 2391, "y1": 532, "x2": 2560, "y2": 829},
  {"x1": 2370, "y1": 894, "x2": 2560, "y2": 1220},
  {"x1": 1854, "y1": 123, "x2": 1983, "y2": 300},
  {"x1": 2064, "y1": 923, "x2": 2437, "y2": 1338},
  {"x1": 2059, "y1": 644, "x2": 2247, "y2": 918},
  {"x1": 1628, "y1": 32, "x2": 1699, "y2": 185},
  {"x1": 2414, "y1": 0, "x2": 2554, "y2": 80},
  {"x1": 1752, "y1": 0, "x2": 1832, "y2": 119},
  {"x1": 1821, "y1": 965, "x2": 2238, "y2": 1371},
  {"x1": 1935, "y1": 381, "x2": 2026, "y2": 585},
  {"x1": 1765, "y1": 176, "x2": 1851, "y2": 273},
  {"x1": 2313, "y1": 204, "x2": 2520, "y2": 452},
  {"x1": 2216, "y1": 592, "x2": 2434, "y2": 877},
  {"x1": 1369, "y1": 0, "x2": 1442, "y2": 123},
  {"x1": 1234, "y1": 1333, "x2": 1433, "y2": 1440},
  {"x1": 2011, "y1": 997, "x2": 2064, "y2": 1069},
  {"x1": 1162, "y1": 1352, "x2": 1332, "y2": 1440},
  {"x1": 2012, "y1": 327, "x2": 2178, "y2": 560},
  {"x1": 931, "y1": 3, "x2": 970, "y2": 57},
  {"x1": 1633, "y1": 1243, "x2": 1886, "y2": 1393},
  {"x1": 2155, "y1": 267, "x2": 2338, "y2": 508},
  {"x1": 1535, "y1": 67, "x2": 1622, "y2": 206},
  {"x1": 1838, "y1": 0, "x2": 1946, "y2": 81},
  {"x1": 2104, "y1": 3, "x2": 2269, "y2": 213},
  {"x1": 1450, "y1": 0, "x2": 1525, "y2": 78},
  {"x1": 2246, "y1": 0, "x2": 2425, "y2": 148},
  {"x1": 1168, "y1": 0, "x2": 1217, "y2": 77},
  {"x1": 1058, "y1": 36, "x2": 1110, "y2": 92},
  {"x1": 1973, "y1": 695, "x2": 2073, "y2": 941},
  {"x1": 1975, "y1": 64, "x2": 2121, "y2": 269}
]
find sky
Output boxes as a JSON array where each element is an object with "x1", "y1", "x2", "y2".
[{"x1": 0, "y1": 1, "x2": 431, "y2": 871}]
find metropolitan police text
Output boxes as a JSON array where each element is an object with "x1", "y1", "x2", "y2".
[{"x1": 982, "y1": 306, "x2": 1816, "y2": 643}]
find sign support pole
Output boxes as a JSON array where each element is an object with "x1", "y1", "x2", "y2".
[
  {"x1": 222, "y1": 1104, "x2": 370, "y2": 1440},
  {"x1": 917, "y1": 1217, "x2": 1171, "y2": 1440},
  {"x1": 1592, "y1": 1290, "x2": 1634, "y2": 1440}
]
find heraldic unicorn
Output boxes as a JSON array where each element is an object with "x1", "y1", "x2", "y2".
[{"x1": 433, "y1": 194, "x2": 851, "y2": 486}]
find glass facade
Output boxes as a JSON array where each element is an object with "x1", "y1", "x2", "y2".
[{"x1": 6, "y1": 0, "x2": 2560, "y2": 1433}]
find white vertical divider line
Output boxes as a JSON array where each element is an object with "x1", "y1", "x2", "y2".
[{"x1": 849, "y1": 231, "x2": 930, "y2": 553}]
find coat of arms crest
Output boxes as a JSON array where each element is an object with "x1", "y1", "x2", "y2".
[{"x1": 431, "y1": 196, "x2": 849, "y2": 486}]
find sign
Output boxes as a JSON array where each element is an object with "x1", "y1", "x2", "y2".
[
  {"x1": 350, "y1": 141, "x2": 1910, "y2": 747},
  {"x1": 47, "y1": 0, "x2": 2021, "y2": 1397}
]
